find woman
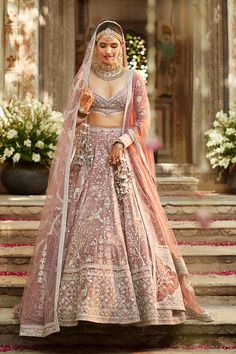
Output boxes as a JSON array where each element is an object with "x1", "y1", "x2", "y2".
[{"x1": 14, "y1": 20, "x2": 213, "y2": 337}]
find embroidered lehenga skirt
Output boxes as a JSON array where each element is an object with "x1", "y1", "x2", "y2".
[{"x1": 57, "y1": 125, "x2": 187, "y2": 326}]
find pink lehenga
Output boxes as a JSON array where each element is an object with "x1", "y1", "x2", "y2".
[{"x1": 14, "y1": 21, "x2": 212, "y2": 337}]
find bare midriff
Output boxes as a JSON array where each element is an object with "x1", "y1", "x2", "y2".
[{"x1": 88, "y1": 111, "x2": 124, "y2": 128}]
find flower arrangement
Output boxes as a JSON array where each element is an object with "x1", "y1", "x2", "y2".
[
  {"x1": 125, "y1": 32, "x2": 148, "y2": 82},
  {"x1": 0, "y1": 99, "x2": 63, "y2": 166},
  {"x1": 205, "y1": 104, "x2": 236, "y2": 181}
]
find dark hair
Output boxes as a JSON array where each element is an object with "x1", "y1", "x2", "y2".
[{"x1": 96, "y1": 21, "x2": 123, "y2": 38}]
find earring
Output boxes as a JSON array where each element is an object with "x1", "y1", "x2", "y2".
[
  {"x1": 117, "y1": 51, "x2": 123, "y2": 67},
  {"x1": 92, "y1": 50, "x2": 100, "y2": 68}
]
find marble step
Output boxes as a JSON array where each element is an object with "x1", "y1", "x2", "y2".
[
  {"x1": 0, "y1": 305, "x2": 235, "y2": 347},
  {"x1": 1, "y1": 245, "x2": 236, "y2": 273},
  {"x1": 0, "y1": 219, "x2": 236, "y2": 244},
  {"x1": 2, "y1": 193, "x2": 236, "y2": 220},
  {"x1": 0, "y1": 274, "x2": 235, "y2": 308}
]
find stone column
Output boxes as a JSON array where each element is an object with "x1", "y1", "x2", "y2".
[
  {"x1": 0, "y1": 1, "x2": 4, "y2": 102},
  {"x1": 191, "y1": 0, "x2": 227, "y2": 171},
  {"x1": 2, "y1": 0, "x2": 39, "y2": 101},
  {"x1": 39, "y1": 0, "x2": 76, "y2": 112},
  {"x1": 228, "y1": 0, "x2": 236, "y2": 102},
  {"x1": 147, "y1": 0, "x2": 157, "y2": 136}
]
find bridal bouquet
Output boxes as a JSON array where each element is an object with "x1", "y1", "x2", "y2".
[
  {"x1": 205, "y1": 104, "x2": 236, "y2": 181},
  {"x1": 0, "y1": 99, "x2": 63, "y2": 165}
]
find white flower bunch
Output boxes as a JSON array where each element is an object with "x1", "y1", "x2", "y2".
[
  {"x1": 0, "y1": 99, "x2": 63, "y2": 165},
  {"x1": 125, "y1": 33, "x2": 148, "y2": 83},
  {"x1": 205, "y1": 103, "x2": 236, "y2": 181}
]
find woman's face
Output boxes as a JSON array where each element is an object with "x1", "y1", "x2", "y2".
[{"x1": 95, "y1": 35, "x2": 122, "y2": 66}]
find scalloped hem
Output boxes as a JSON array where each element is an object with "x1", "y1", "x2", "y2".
[{"x1": 58, "y1": 310, "x2": 187, "y2": 327}]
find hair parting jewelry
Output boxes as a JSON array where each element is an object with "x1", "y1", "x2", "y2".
[{"x1": 96, "y1": 27, "x2": 123, "y2": 43}]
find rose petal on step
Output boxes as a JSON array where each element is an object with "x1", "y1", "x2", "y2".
[
  {"x1": 145, "y1": 136, "x2": 163, "y2": 151},
  {"x1": 195, "y1": 208, "x2": 212, "y2": 229}
]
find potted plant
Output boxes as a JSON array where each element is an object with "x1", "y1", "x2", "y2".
[
  {"x1": 205, "y1": 103, "x2": 236, "y2": 193},
  {"x1": 0, "y1": 99, "x2": 63, "y2": 195}
]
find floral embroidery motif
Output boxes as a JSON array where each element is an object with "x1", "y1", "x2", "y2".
[
  {"x1": 155, "y1": 256, "x2": 179, "y2": 302},
  {"x1": 37, "y1": 242, "x2": 47, "y2": 284}
]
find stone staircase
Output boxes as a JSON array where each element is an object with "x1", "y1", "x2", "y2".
[{"x1": 0, "y1": 187, "x2": 236, "y2": 352}]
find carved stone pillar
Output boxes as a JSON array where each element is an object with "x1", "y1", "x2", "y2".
[
  {"x1": 192, "y1": 0, "x2": 227, "y2": 171},
  {"x1": 0, "y1": 1, "x2": 4, "y2": 102},
  {"x1": 228, "y1": 0, "x2": 236, "y2": 102},
  {"x1": 39, "y1": 0, "x2": 76, "y2": 112},
  {"x1": 2, "y1": 0, "x2": 39, "y2": 101}
]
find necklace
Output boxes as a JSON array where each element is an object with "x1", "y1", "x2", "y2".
[{"x1": 91, "y1": 55, "x2": 125, "y2": 81}]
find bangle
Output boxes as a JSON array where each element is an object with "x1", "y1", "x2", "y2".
[
  {"x1": 78, "y1": 105, "x2": 89, "y2": 115},
  {"x1": 113, "y1": 141, "x2": 125, "y2": 150},
  {"x1": 77, "y1": 110, "x2": 87, "y2": 118}
]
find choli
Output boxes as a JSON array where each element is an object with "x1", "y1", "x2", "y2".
[{"x1": 89, "y1": 70, "x2": 131, "y2": 115}]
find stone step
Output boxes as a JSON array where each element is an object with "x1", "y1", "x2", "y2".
[
  {"x1": 6, "y1": 350, "x2": 236, "y2": 354},
  {"x1": 0, "y1": 274, "x2": 235, "y2": 308},
  {"x1": 0, "y1": 305, "x2": 235, "y2": 347},
  {"x1": 179, "y1": 245, "x2": 236, "y2": 272},
  {"x1": 156, "y1": 176, "x2": 199, "y2": 194},
  {"x1": 0, "y1": 219, "x2": 236, "y2": 244},
  {"x1": 172, "y1": 219, "x2": 236, "y2": 243},
  {"x1": 3, "y1": 193, "x2": 236, "y2": 220},
  {"x1": 197, "y1": 295, "x2": 236, "y2": 305},
  {"x1": 0, "y1": 220, "x2": 38, "y2": 243},
  {"x1": 0, "y1": 195, "x2": 44, "y2": 219},
  {"x1": 1, "y1": 245, "x2": 236, "y2": 273},
  {"x1": 161, "y1": 193, "x2": 236, "y2": 220}
]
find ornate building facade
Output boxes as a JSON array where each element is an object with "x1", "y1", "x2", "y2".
[{"x1": 0, "y1": 0, "x2": 235, "y2": 189}]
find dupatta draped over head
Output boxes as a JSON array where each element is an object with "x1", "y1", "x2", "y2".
[{"x1": 15, "y1": 20, "x2": 203, "y2": 337}]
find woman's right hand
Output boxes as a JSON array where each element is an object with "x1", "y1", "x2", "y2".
[{"x1": 79, "y1": 87, "x2": 94, "y2": 113}]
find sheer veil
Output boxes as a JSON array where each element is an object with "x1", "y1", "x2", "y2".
[{"x1": 14, "y1": 20, "x2": 208, "y2": 337}]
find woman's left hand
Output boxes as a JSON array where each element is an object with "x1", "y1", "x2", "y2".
[{"x1": 109, "y1": 142, "x2": 125, "y2": 166}]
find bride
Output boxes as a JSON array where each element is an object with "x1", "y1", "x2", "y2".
[{"x1": 14, "y1": 20, "x2": 213, "y2": 337}]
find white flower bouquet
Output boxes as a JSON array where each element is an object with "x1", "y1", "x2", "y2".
[
  {"x1": 0, "y1": 99, "x2": 63, "y2": 165},
  {"x1": 205, "y1": 104, "x2": 236, "y2": 181}
]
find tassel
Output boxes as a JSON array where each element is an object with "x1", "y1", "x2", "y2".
[
  {"x1": 73, "y1": 123, "x2": 93, "y2": 167},
  {"x1": 114, "y1": 157, "x2": 133, "y2": 200}
]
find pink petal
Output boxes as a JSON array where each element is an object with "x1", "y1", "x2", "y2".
[
  {"x1": 145, "y1": 136, "x2": 163, "y2": 151},
  {"x1": 195, "y1": 208, "x2": 212, "y2": 229}
]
